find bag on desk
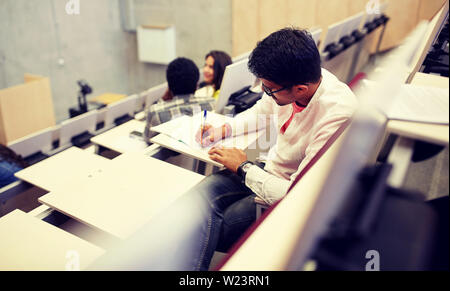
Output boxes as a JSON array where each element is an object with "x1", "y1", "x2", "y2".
[{"x1": 227, "y1": 86, "x2": 263, "y2": 114}]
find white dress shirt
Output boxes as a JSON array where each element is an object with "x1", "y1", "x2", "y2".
[{"x1": 229, "y1": 69, "x2": 358, "y2": 204}]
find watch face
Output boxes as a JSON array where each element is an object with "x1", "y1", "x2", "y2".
[{"x1": 243, "y1": 163, "x2": 253, "y2": 172}]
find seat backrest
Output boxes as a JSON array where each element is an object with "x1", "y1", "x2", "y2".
[
  {"x1": 104, "y1": 95, "x2": 139, "y2": 129},
  {"x1": 340, "y1": 12, "x2": 365, "y2": 37},
  {"x1": 135, "y1": 92, "x2": 146, "y2": 113},
  {"x1": 232, "y1": 51, "x2": 251, "y2": 63},
  {"x1": 320, "y1": 21, "x2": 346, "y2": 53},
  {"x1": 215, "y1": 58, "x2": 256, "y2": 114},
  {"x1": 310, "y1": 28, "x2": 323, "y2": 47},
  {"x1": 144, "y1": 83, "x2": 168, "y2": 109},
  {"x1": 7, "y1": 127, "x2": 54, "y2": 158},
  {"x1": 364, "y1": 11, "x2": 377, "y2": 26},
  {"x1": 59, "y1": 110, "x2": 97, "y2": 147}
]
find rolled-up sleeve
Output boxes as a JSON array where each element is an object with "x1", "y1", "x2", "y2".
[{"x1": 244, "y1": 165, "x2": 290, "y2": 205}]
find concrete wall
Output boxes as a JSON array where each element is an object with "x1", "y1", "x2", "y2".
[
  {"x1": 0, "y1": 0, "x2": 232, "y2": 123},
  {"x1": 133, "y1": 0, "x2": 232, "y2": 66}
]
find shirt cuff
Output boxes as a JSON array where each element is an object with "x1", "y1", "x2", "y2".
[{"x1": 245, "y1": 165, "x2": 289, "y2": 205}]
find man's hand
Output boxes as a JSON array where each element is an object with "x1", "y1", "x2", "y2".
[
  {"x1": 195, "y1": 124, "x2": 231, "y2": 147},
  {"x1": 208, "y1": 147, "x2": 247, "y2": 173}
]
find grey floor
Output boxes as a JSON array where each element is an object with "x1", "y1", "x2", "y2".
[{"x1": 404, "y1": 146, "x2": 449, "y2": 200}]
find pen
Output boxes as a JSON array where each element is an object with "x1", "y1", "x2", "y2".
[
  {"x1": 178, "y1": 139, "x2": 189, "y2": 146},
  {"x1": 201, "y1": 110, "x2": 207, "y2": 147}
]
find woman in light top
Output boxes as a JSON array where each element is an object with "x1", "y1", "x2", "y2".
[{"x1": 196, "y1": 50, "x2": 232, "y2": 100}]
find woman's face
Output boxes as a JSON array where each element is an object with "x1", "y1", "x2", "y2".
[{"x1": 203, "y1": 56, "x2": 215, "y2": 85}]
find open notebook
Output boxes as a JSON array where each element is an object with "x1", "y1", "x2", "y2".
[
  {"x1": 361, "y1": 80, "x2": 449, "y2": 124},
  {"x1": 150, "y1": 111, "x2": 261, "y2": 152}
]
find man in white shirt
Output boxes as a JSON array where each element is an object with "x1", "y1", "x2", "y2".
[{"x1": 186, "y1": 27, "x2": 358, "y2": 270}]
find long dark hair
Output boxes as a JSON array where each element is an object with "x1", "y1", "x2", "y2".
[
  {"x1": 205, "y1": 51, "x2": 232, "y2": 91},
  {"x1": 0, "y1": 145, "x2": 28, "y2": 168}
]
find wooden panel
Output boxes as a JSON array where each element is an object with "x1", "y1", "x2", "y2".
[
  {"x1": 315, "y1": 0, "x2": 351, "y2": 43},
  {"x1": 15, "y1": 147, "x2": 110, "y2": 192},
  {"x1": 0, "y1": 76, "x2": 56, "y2": 145},
  {"x1": 232, "y1": 0, "x2": 260, "y2": 57},
  {"x1": 315, "y1": 0, "x2": 350, "y2": 29},
  {"x1": 24, "y1": 73, "x2": 44, "y2": 84},
  {"x1": 89, "y1": 93, "x2": 126, "y2": 105},
  {"x1": 286, "y1": 0, "x2": 316, "y2": 30},
  {"x1": 348, "y1": 0, "x2": 369, "y2": 16},
  {"x1": 258, "y1": 0, "x2": 290, "y2": 40},
  {"x1": 39, "y1": 153, "x2": 205, "y2": 239},
  {"x1": 369, "y1": 0, "x2": 446, "y2": 53},
  {"x1": 418, "y1": 0, "x2": 447, "y2": 20},
  {"x1": 90, "y1": 120, "x2": 147, "y2": 154},
  {"x1": 377, "y1": 0, "x2": 421, "y2": 51},
  {"x1": 230, "y1": 0, "x2": 440, "y2": 64},
  {"x1": 0, "y1": 210, "x2": 104, "y2": 271}
]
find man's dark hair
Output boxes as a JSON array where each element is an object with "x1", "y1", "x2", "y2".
[
  {"x1": 166, "y1": 57, "x2": 200, "y2": 96},
  {"x1": 248, "y1": 28, "x2": 321, "y2": 87},
  {"x1": 205, "y1": 50, "x2": 232, "y2": 90}
]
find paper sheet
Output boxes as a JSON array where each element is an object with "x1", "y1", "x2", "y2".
[
  {"x1": 388, "y1": 84, "x2": 449, "y2": 124},
  {"x1": 360, "y1": 80, "x2": 449, "y2": 124},
  {"x1": 150, "y1": 112, "x2": 260, "y2": 151}
]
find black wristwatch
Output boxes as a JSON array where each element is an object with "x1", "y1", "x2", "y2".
[{"x1": 237, "y1": 161, "x2": 254, "y2": 181}]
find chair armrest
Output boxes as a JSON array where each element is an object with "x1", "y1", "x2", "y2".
[
  {"x1": 255, "y1": 196, "x2": 269, "y2": 219},
  {"x1": 255, "y1": 196, "x2": 269, "y2": 206}
]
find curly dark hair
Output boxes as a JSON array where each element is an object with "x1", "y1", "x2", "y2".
[
  {"x1": 0, "y1": 145, "x2": 28, "y2": 168},
  {"x1": 248, "y1": 28, "x2": 322, "y2": 87},
  {"x1": 166, "y1": 57, "x2": 200, "y2": 96},
  {"x1": 204, "y1": 50, "x2": 232, "y2": 90}
]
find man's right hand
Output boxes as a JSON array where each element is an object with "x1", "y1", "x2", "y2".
[{"x1": 195, "y1": 124, "x2": 231, "y2": 147}]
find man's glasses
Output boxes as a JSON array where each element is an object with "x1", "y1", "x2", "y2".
[{"x1": 261, "y1": 83, "x2": 290, "y2": 97}]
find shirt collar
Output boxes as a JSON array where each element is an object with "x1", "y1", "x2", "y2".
[{"x1": 307, "y1": 70, "x2": 325, "y2": 105}]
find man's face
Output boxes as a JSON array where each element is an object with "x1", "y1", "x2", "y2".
[
  {"x1": 261, "y1": 78, "x2": 312, "y2": 106},
  {"x1": 260, "y1": 78, "x2": 297, "y2": 106}
]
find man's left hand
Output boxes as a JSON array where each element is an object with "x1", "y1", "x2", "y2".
[{"x1": 208, "y1": 147, "x2": 247, "y2": 173}]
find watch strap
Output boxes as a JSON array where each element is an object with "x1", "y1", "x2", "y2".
[{"x1": 237, "y1": 161, "x2": 253, "y2": 180}]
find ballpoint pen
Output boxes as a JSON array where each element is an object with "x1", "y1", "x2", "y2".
[{"x1": 201, "y1": 110, "x2": 207, "y2": 147}]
